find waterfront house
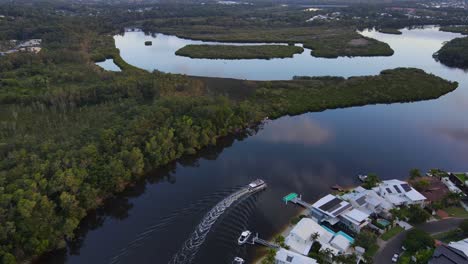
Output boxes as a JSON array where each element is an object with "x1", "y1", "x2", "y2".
[
  {"x1": 411, "y1": 177, "x2": 450, "y2": 204},
  {"x1": 372, "y1": 179, "x2": 426, "y2": 207},
  {"x1": 285, "y1": 218, "x2": 333, "y2": 255},
  {"x1": 275, "y1": 248, "x2": 318, "y2": 264},
  {"x1": 310, "y1": 194, "x2": 353, "y2": 225},
  {"x1": 310, "y1": 194, "x2": 371, "y2": 233},
  {"x1": 340, "y1": 208, "x2": 370, "y2": 233},
  {"x1": 329, "y1": 234, "x2": 351, "y2": 253},
  {"x1": 341, "y1": 186, "x2": 394, "y2": 217},
  {"x1": 441, "y1": 177, "x2": 463, "y2": 194}
]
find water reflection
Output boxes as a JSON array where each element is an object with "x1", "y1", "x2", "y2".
[
  {"x1": 95, "y1": 59, "x2": 121, "y2": 72},
  {"x1": 256, "y1": 116, "x2": 332, "y2": 146}
]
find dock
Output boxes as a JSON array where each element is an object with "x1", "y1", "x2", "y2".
[
  {"x1": 283, "y1": 193, "x2": 312, "y2": 209},
  {"x1": 251, "y1": 233, "x2": 280, "y2": 249}
]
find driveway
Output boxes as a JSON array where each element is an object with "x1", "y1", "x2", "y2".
[{"x1": 373, "y1": 218, "x2": 464, "y2": 264}]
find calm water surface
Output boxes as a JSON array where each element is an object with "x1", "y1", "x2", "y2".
[
  {"x1": 55, "y1": 27, "x2": 468, "y2": 264},
  {"x1": 96, "y1": 59, "x2": 121, "y2": 72}
]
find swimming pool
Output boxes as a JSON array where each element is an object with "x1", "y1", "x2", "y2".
[
  {"x1": 337, "y1": 231, "x2": 355, "y2": 244},
  {"x1": 320, "y1": 225, "x2": 355, "y2": 243},
  {"x1": 377, "y1": 219, "x2": 391, "y2": 227}
]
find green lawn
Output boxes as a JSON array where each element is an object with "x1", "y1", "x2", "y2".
[
  {"x1": 381, "y1": 226, "x2": 405, "y2": 241},
  {"x1": 364, "y1": 244, "x2": 379, "y2": 258},
  {"x1": 433, "y1": 229, "x2": 464, "y2": 243},
  {"x1": 445, "y1": 206, "x2": 468, "y2": 218},
  {"x1": 454, "y1": 173, "x2": 466, "y2": 182}
]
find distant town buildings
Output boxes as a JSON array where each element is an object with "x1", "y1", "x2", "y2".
[{"x1": 0, "y1": 39, "x2": 42, "y2": 56}]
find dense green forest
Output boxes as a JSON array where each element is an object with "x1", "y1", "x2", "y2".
[
  {"x1": 0, "y1": 1, "x2": 462, "y2": 263},
  {"x1": 175, "y1": 44, "x2": 304, "y2": 59},
  {"x1": 434, "y1": 36, "x2": 468, "y2": 68}
]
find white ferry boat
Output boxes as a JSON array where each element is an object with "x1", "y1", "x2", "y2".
[{"x1": 248, "y1": 179, "x2": 267, "y2": 192}]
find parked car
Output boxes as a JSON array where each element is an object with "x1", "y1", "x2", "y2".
[{"x1": 392, "y1": 253, "x2": 399, "y2": 263}]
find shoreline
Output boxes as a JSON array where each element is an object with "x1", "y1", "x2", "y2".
[{"x1": 252, "y1": 208, "x2": 309, "y2": 264}]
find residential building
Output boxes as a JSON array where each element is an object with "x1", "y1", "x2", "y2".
[
  {"x1": 275, "y1": 248, "x2": 318, "y2": 264},
  {"x1": 441, "y1": 177, "x2": 463, "y2": 194},
  {"x1": 413, "y1": 177, "x2": 451, "y2": 203},
  {"x1": 310, "y1": 194, "x2": 371, "y2": 233},
  {"x1": 310, "y1": 194, "x2": 353, "y2": 225},
  {"x1": 448, "y1": 238, "x2": 468, "y2": 257},
  {"x1": 373, "y1": 179, "x2": 427, "y2": 207},
  {"x1": 340, "y1": 208, "x2": 370, "y2": 233},
  {"x1": 341, "y1": 186, "x2": 394, "y2": 217},
  {"x1": 285, "y1": 218, "x2": 333, "y2": 255},
  {"x1": 430, "y1": 244, "x2": 468, "y2": 264}
]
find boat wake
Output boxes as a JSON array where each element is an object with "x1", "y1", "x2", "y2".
[
  {"x1": 108, "y1": 187, "x2": 240, "y2": 264},
  {"x1": 169, "y1": 181, "x2": 265, "y2": 264}
]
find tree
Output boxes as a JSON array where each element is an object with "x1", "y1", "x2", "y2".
[
  {"x1": 274, "y1": 235, "x2": 285, "y2": 247},
  {"x1": 311, "y1": 232, "x2": 320, "y2": 241},
  {"x1": 403, "y1": 229, "x2": 434, "y2": 253},
  {"x1": 412, "y1": 178, "x2": 430, "y2": 191},
  {"x1": 459, "y1": 219, "x2": 468, "y2": 236},
  {"x1": 334, "y1": 253, "x2": 358, "y2": 264},
  {"x1": 354, "y1": 230, "x2": 377, "y2": 250},
  {"x1": 362, "y1": 173, "x2": 381, "y2": 189},
  {"x1": 409, "y1": 168, "x2": 421, "y2": 180},
  {"x1": 262, "y1": 249, "x2": 277, "y2": 264},
  {"x1": 408, "y1": 205, "x2": 430, "y2": 224}
]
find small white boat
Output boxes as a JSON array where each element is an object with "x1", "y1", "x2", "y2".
[
  {"x1": 248, "y1": 179, "x2": 267, "y2": 192},
  {"x1": 238, "y1": 231, "x2": 251, "y2": 245},
  {"x1": 358, "y1": 174, "x2": 368, "y2": 182},
  {"x1": 233, "y1": 257, "x2": 245, "y2": 264}
]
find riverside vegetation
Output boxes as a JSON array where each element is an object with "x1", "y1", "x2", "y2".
[
  {"x1": 0, "y1": 2, "x2": 461, "y2": 263},
  {"x1": 434, "y1": 36, "x2": 468, "y2": 68},
  {"x1": 175, "y1": 44, "x2": 304, "y2": 60}
]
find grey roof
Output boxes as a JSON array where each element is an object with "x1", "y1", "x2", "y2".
[
  {"x1": 319, "y1": 197, "x2": 342, "y2": 212},
  {"x1": 429, "y1": 245, "x2": 468, "y2": 264},
  {"x1": 355, "y1": 195, "x2": 367, "y2": 206}
]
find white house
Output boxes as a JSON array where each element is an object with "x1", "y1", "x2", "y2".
[
  {"x1": 310, "y1": 194, "x2": 353, "y2": 225},
  {"x1": 448, "y1": 238, "x2": 468, "y2": 257},
  {"x1": 275, "y1": 248, "x2": 318, "y2": 264},
  {"x1": 341, "y1": 186, "x2": 394, "y2": 216},
  {"x1": 285, "y1": 218, "x2": 333, "y2": 255},
  {"x1": 340, "y1": 208, "x2": 370, "y2": 233},
  {"x1": 329, "y1": 234, "x2": 352, "y2": 253},
  {"x1": 310, "y1": 194, "x2": 370, "y2": 233},
  {"x1": 373, "y1": 179, "x2": 426, "y2": 207},
  {"x1": 442, "y1": 177, "x2": 463, "y2": 194}
]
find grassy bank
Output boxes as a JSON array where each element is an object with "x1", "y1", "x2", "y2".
[
  {"x1": 175, "y1": 44, "x2": 304, "y2": 60},
  {"x1": 434, "y1": 36, "x2": 468, "y2": 68},
  {"x1": 440, "y1": 26, "x2": 468, "y2": 35}
]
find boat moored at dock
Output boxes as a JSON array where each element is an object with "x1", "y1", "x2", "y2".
[{"x1": 238, "y1": 231, "x2": 251, "y2": 245}]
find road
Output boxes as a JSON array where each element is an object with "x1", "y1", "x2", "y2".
[{"x1": 373, "y1": 218, "x2": 464, "y2": 264}]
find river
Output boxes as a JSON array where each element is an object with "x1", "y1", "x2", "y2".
[{"x1": 52, "y1": 26, "x2": 468, "y2": 264}]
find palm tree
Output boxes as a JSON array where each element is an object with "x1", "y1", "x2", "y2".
[{"x1": 311, "y1": 232, "x2": 320, "y2": 241}]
